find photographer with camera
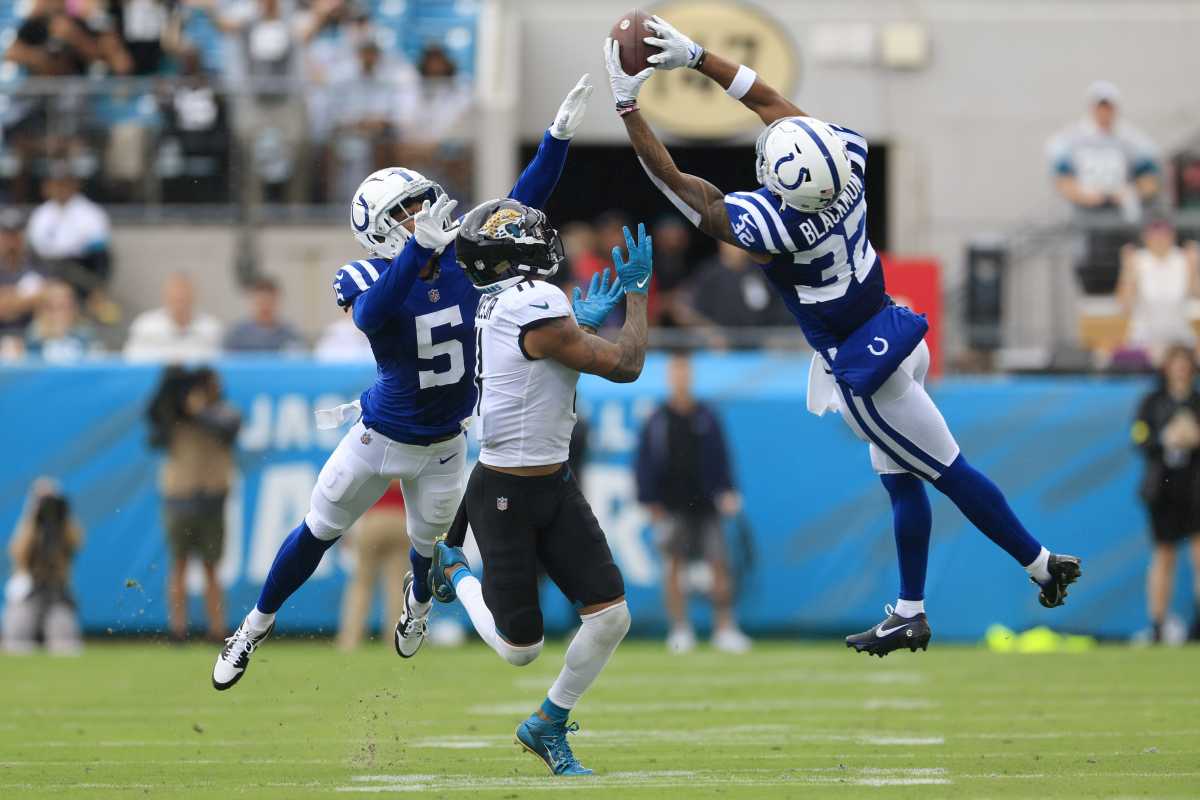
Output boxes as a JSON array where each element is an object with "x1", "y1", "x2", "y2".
[
  {"x1": 2, "y1": 479, "x2": 84, "y2": 654},
  {"x1": 147, "y1": 366, "x2": 241, "y2": 642}
]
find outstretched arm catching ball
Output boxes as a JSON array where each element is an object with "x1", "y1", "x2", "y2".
[{"x1": 603, "y1": 17, "x2": 802, "y2": 261}]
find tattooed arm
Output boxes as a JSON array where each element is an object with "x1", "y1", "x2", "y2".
[{"x1": 523, "y1": 293, "x2": 649, "y2": 383}]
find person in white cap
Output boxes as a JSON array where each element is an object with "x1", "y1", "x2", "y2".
[
  {"x1": 1048, "y1": 80, "x2": 1160, "y2": 217},
  {"x1": 1047, "y1": 81, "x2": 1163, "y2": 291}
]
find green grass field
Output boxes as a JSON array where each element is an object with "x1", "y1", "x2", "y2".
[{"x1": 1, "y1": 639, "x2": 1197, "y2": 798}]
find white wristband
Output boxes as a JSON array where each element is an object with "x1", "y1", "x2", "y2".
[{"x1": 724, "y1": 65, "x2": 757, "y2": 100}]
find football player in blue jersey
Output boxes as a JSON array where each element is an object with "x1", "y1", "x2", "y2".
[
  {"x1": 213, "y1": 75, "x2": 594, "y2": 689},
  {"x1": 605, "y1": 19, "x2": 1082, "y2": 657}
]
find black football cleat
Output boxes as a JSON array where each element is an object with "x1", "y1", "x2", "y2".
[
  {"x1": 846, "y1": 605, "x2": 932, "y2": 658},
  {"x1": 1034, "y1": 553, "x2": 1081, "y2": 608}
]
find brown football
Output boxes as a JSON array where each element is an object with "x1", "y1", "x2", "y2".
[{"x1": 610, "y1": 8, "x2": 660, "y2": 74}]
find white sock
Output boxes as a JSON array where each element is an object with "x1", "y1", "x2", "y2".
[
  {"x1": 1024, "y1": 547, "x2": 1051, "y2": 584},
  {"x1": 454, "y1": 573, "x2": 505, "y2": 653},
  {"x1": 407, "y1": 584, "x2": 432, "y2": 618},
  {"x1": 894, "y1": 599, "x2": 925, "y2": 618},
  {"x1": 246, "y1": 607, "x2": 275, "y2": 633},
  {"x1": 547, "y1": 602, "x2": 631, "y2": 710}
]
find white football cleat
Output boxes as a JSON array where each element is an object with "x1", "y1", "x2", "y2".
[
  {"x1": 393, "y1": 572, "x2": 430, "y2": 658},
  {"x1": 712, "y1": 626, "x2": 752, "y2": 654},
  {"x1": 213, "y1": 618, "x2": 274, "y2": 690},
  {"x1": 666, "y1": 625, "x2": 696, "y2": 654}
]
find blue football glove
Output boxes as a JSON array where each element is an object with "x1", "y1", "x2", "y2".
[
  {"x1": 613, "y1": 223, "x2": 653, "y2": 295},
  {"x1": 572, "y1": 268, "x2": 623, "y2": 330}
]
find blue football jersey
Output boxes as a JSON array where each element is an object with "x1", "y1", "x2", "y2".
[
  {"x1": 348, "y1": 248, "x2": 480, "y2": 444},
  {"x1": 723, "y1": 124, "x2": 887, "y2": 351},
  {"x1": 331, "y1": 129, "x2": 572, "y2": 445}
]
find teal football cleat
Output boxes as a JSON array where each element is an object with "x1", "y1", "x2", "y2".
[
  {"x1": 515, "y1": 713, "x2": 593, "y2": 776},
  {"x1": 428, "y1": 537, "x2": 469, "y2": 603}
]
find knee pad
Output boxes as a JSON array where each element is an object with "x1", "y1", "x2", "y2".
[
  {"x1": 581, "y1": 601, "x2": 631, "y2": 647},
  {"x1": 405, "y1": 476, "x2": 464, "y2": 553},
  {"x1": 303, "y1": 506, "x2": 346, "y2": 542},
  {"x1": 496, "y1": 604, "x2": 544, "y2": 661},
  {"x1": 306, "y1": 467, "x2": 367, "y2": 541},
  {"x1": 497, "y1": 637, "x2": 543, "y2": 667}
]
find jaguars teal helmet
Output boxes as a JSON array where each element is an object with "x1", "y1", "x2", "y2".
[{"x1": 455, "y1": 199, "x2": 564, "y2": 295}]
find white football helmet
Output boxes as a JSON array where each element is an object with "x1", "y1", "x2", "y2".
[
  {"x1": 755, "y1": 116, "x2": 852, "y2": 213},
  {"x1": 350, "y1": 167, "x2": 446, "y2": 259}
]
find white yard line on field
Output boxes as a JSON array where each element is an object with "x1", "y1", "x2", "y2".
[
  {"x1": 336, "y1": 768, "x2": 955, "y2": 793},
  {"x1": 468, "y1": 698, "x2": 936, "y2": 715},
  {"x1": 512, "y1": 669, "x2": 925, "y2": 691}
]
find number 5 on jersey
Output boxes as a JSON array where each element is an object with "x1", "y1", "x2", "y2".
[{"x1": 415, "y1": 308, "x2": 465, "y2": 388}]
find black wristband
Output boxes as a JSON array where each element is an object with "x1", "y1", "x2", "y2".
[{"x1": 693, "y1": 48, "x2": 707, "y2": 70}]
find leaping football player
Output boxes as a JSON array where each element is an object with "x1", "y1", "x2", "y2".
[
  {"x1": 604, "y1": 19, "x2": 1082, "y2": 657},
  {"x1": 425, "y1": 201, "x2": 652, "y2": 775},
  {"x1": 212, "y1": 75, "x2": 594, "y2": 690}
]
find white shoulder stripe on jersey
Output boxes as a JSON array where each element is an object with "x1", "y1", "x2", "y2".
[
  {"x1": 341, "y1": 263, "x2": 369, "y2": 291},
  {"x1": 725, "y1": 195, "x2": 779, "y2": 253},
  {"x1": 741, "y1": 191, "x2": 797, "y2": 252},
  {"x1": 637, "y1": 157, "x2": 702, "y2": 228},
  {"x1": 846, "y1": 151, "x2": 866, "y2": 173},
  {"x1": 357, "y1": 260, "x2": 379, "y2": 281}
]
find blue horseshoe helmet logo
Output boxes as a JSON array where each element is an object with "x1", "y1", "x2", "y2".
[
  {"x1": 352, "y1": 195, "x2": 370, "y2": 232},
  {"x1": 774, "y1": 144, "x2": 811, "y2": 191}
]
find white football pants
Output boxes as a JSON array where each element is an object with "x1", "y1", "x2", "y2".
[
  {"x1": 812, "y1": 340, "x2": 961, "y2": 480},
  {"x1": 304, "y1": 421, "x2": 466, "y2": 556}
]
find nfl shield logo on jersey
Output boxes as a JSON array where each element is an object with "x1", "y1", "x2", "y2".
[
  {"x1": 428, "y1": 288, "x2": 441, "y2": 303},
  {"x1": 496, "y1": 496, "x2": 508, "y2": 511},
  {"x1": 361, "y1": 431, "x2": 372, "y2": 445}
]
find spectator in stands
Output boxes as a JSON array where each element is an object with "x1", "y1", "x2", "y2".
[
  {"x1": 4, "y1": 0, "x2": 128, "y2": 76},
  {"x1": 635, "y1": 352, "x2": 750, "y2": 655},
  {"x1": 147, "y1": 366, "x2": 241, "y2": 642},
  {"x1": 223, "y1": 275, "x2": 304, "y2": 353},
  {"x1": 650, "y1": 216, "x2": 696, "y2": 327},
  {"x1": 195, "y1": 0, "x2": 308, "y2": 203},
  {"x1": 156, "y1": 46, "x2": 232, "y2": 203},
  {"x1": 394, "y1": 43, "x2": 472, "y2": 197},
  {"x1": 1132, "y1": 343, "x2": 1200, "y2": 643},
  {"x1": 1050, "y1": 81, "x2": 1161, "y2": 216},
  {"x1": 336, "y1": 483, "x2": 408, "y2": 651},
  {"x1": 124, "y1": 272, "x2": 223, "y2": 362},
  {"x1": 25, "y1": 280, "x2": 101, "y2": 362},
  {"x1": 1048, "y1": 81, "x2": 1161, "y2": 293},
  {"x1": 329, "y1": 38, "x2": 400, "y2": 200},
  {"x1": 2, "y1": 479, "x2": 84, "y2": 655},
  {"x1": 26, "y1": 163, "x2": 113, "y2": 305},
  {"x1": 108, "y1": 0, "x2": 177, "y2": 76},
  {"x1": 0, "y1": 210, "x2": 45, "y2": 343},
  {"x1": 687, "y1": 241, "x2": 793, "y2": 342},
  {"x1": 300, "y1": 0, "x2": 390, "y2": 168},
  {"x1": 1117, "y1": 218, "x2": 1199, "y2": 365}
]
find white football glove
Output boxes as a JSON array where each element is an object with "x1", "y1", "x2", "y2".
[
  {"x1": 603, "y1": 37, "x2": 654, "y2": 110},
  {"x1": 412, "y1": 194, "x2": 458, "y2": 253},
  {"x1": 549, "y1": 73, "x2": 593, "y2": 140},
  {"x1": 644, "y1": 15, "x2": 704, "y2": 70}
]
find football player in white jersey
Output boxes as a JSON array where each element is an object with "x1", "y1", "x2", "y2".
[
  {"x1": 424, "y1": 199, "x2": 652, "y2": 775},
  {"x1": 604, "y1": 18, "x2": 1081, "y2": 657}
]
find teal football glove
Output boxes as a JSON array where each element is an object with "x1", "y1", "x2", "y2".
[
  {"x1": 572, "y1": 268, "x2": 623, "y2": 330},
  {"x1": 613, "y1": 223, "x2": 653, "y2": 295}
]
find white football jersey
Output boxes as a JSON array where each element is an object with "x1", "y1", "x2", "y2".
[{"x1": 474, "y1": 279, "x2": 578, "y2": 467}]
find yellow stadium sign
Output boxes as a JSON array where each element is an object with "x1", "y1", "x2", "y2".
[{"x1": 639, "y1": 1, "x2": 798, "y2": 139}]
